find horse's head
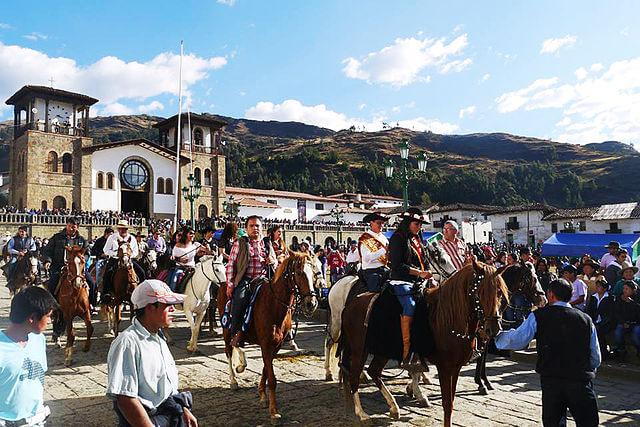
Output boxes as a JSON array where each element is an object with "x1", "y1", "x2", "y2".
[
  {"x1": 308, "y1": 255, "x2": 327, "y2": 289},
  {"x1": 280, "y1": 251, "x2": 318, "y2": 316},
  {"x1": 500, "y1": 262, "x2": 547, "y2": 308},
  {"x1": 117, "y1": 241, "x2": 132, "y2": 267},
  {"x1": 146, "y1": 249, "x2": 158, "y2": 270},
  {"x1": 426, "y1": 242, "x2": 457, "y2": 280},
  {"x1": 472, "y1": 259, "x2": 509, "y2": 339},
  {"x1": 199, "y1": 254, "x2": 226, "y2": 284},
  {"x1": 65, "y1": 245, "x2": 86, "y2": 288}
]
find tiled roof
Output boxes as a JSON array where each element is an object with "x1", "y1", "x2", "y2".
[
  {"x1": 483, "y1": 203, "x2": 556, "y2": 215},
  {"x1": 82, "y1": 138, "x2": 190, "y2": 161},
  {"x1": 226, "y1": 187, "x2": 346, "y2": 203},
  {"x1": 592, "y1": 202, "x2": 639, "y2": 220},
  {"x1": 153, "y1": 113, "x2": 227, "y2": 129},
  {"x1": 428, "y1": 203, "x2": 500, "y2": 214},
  {"x1": 6, "y1": 85, "x2": 99, "y2": 105},
  {"x1": 542, "y1": 207, "x2": 600, "y2": 221},
  {"x1": 328, "y1": 192, "x2": 403, "y2": 202}
]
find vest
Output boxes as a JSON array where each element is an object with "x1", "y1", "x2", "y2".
[
  {"x1": 534, "y1": 305, "x2": 594, "y2": 380},
  {"x1": 12, "y1": 236, "x2": 33, "y2": 253}
]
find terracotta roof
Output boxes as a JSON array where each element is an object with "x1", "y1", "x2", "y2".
[
  {"x1": 82, "y1": 138, "x2": 190, "y2": 162},
  {"x1": 542, "y1": 207, "x2": 600, "y2": 221},
  {"x1": 226, "y1": 187, "x2": 346, "y2": 203},
  {"x1": 483, "y1": 203, "x2": 556, "y2": 215},
  {"x1": 235, "y1": 198, "x2": 280, "y2": 208},
  {"x1": 6, "y1": 85, "x2": 99, "y2": 106},
  {"x1": 428, "y1": 203, "x2": 499, "y2": 214},
  {"x1": 153, "y1": 113, "x2": 227, "y2": 129},
  {"x1": 328, "y1": 192, "x2": 403, "y2": 202}
]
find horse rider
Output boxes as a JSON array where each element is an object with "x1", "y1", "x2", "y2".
[
  {"x1": 90, "y1": 227, "x2": 114, "y2": 289},
  {"x1": 42, "y1": 217, "x2": 94, "y2": 302},
  {"x1": 345, "y1": 240, "x2": 360, "y2": 275},
  {"x1": 147, "y1": 229, "x2": 168, "y2": 255},
  {"x1": 358, "y1": 211, "x2": 390, "y2": 292},
  {"x1": 388, "y1": 207, "x2": 434, "y2": 366},
  {"x1": 438, "y1": 219, "x2": 471, "y2": 272},
  {"x1": 134, "y1": 232, "x2": 148, "y2": 262},
  {"x1": 197, "y1": 227, "x2": 217, "y2": 263},
  {"x1": 4, "y1": 226, "x2": 37, "y2": 290},
  {"x1": 101, "y1": 220, "x2": 146, "y2": 302},
  {"x1": 226, "y1": 216, "x2": 271, "y2": 348}
]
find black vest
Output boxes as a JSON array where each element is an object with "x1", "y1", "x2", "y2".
[
  {"x1": 534, "y1": 305, "x2": 594, "y2": 380},
  {"x1": 12, "y1": 236, "x2": 33, "y2": 252}
]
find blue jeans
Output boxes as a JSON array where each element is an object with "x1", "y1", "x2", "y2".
[
  {"x1": 363, "y1": 267, "x2": 385, "y2": 292},
  {"x1": 391, "y1": 282, "x2": 415, "y2": 317},
  {"x1": 167, "y1": 268, "x2": 184, "y2": 291},
  {"x1": 614, "y1": 324, "x2": 640, "y2": 351}
]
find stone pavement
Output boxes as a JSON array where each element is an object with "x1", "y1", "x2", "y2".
[{"x1": 1, "y1": 282, "x2": 639, "y2": 426}]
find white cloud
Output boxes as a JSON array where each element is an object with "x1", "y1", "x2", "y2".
[
  {"x1": 23, "y1": 32, "x2": 47, "y2": 41},
  {"x1": 480, "y1": 73, "x2": 491, "y2": 83},
  {"x1": 342, "y1": 33, "x2": 471, "y2": 86},
  {"x1": 245, "y1": 99, "x2": 458, "y2": 133},
  {"x1": 138, "y1": 100, "x2": 164, "y2": 114},
  {"x1": 495, "y1": 57, "x2": 640, "y2": 143},
  {"x1": 358, "y1": 103, "x2": 367, "y2": 111},
  {"x1": 0, "y1": 42, "x2": 227, "y2": 116},
  {"x1": 0, "y1": 23, "x2": 12, "y2": 30},
  {"x1": 590, "y1": 63, "x2": 603, "y2": 72},
  {"x1": 100, "y1": 102, "x2": 134, "y2": 115},
  {"x1": 217, "y1": 0, "x2": 237, "y2": 5},
  {"x1": 540, "y1": 35, "x2": 577, "y2": 55},
  {"x1": 575, "y1": 67, "x2": 588, "y2": 80},
  {"x1": 458, "y1": 105, "x2": 476, "y2": 119}
]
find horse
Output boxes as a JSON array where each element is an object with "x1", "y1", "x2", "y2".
[
  {"x1": 101, "y1": 240, "x2": 138, "y2": 337},
  {"x1": 51, "y1": 245, "x2": 94, "y2": 367},
  {"x1": 139, "y1": 249, "x2": 159, "y2": 279},
  {"x1": 473, "y1": 262, "x2": 547, "y2": 394},
  {"x1": 217, "y1": 252, "x2": 318, "y2": 422},
  {"x1": 6, "y1": 253, "x2": 39, "y2": 295},
  {"x1": 338, "y1": 261, "x2": 507, "y2": 426},
  {"x1": 164, "y1": 254, "x2": 226, "y2": 352}
]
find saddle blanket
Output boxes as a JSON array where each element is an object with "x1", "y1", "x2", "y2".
[{"x1": 221, "y1": 284, "x2": 263, "y2": 333}]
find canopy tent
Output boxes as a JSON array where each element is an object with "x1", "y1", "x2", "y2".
[
  {"x1": 383, "y1": 230, "x2": 442, "y2": 245},
  {"x1": 541, "y1": 233, "x2": 640, "y2": 262}
]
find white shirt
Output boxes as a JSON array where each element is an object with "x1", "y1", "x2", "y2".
[
  {"x1": 571, "y1": 278, "x2": 588, "y2": 310},
  {"x1": 600, "y1": 252, "x2": 631, "y2": 269},
  {"x1": 103, "y1": 233, "x2": 139, "y2": 259},
  {"x1": 593, "y1": 291, "x2": 609, "y2": 323},
  {"x1": 172, "y1": 242, "x2": 202, "y2": 267},
  {"x1": 359, "y1": 230, "x2": 389, "y2": 270},
  {"x1": 346, "y1": 248, "x2": 360, "y2": 264}
]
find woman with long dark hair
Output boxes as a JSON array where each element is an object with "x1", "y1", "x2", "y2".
[
  {"x1": 388, "y1": 207, "x2": 433, "y2": 365},
  {"x1": 167, "y1": 226, "x2": 213, "y2": 291},
  {"x1": 219, "y1": 222, "x2": 238, "y2": 262}
]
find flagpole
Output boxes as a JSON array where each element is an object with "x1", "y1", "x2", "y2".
[
  {"x1": 173, "y1": 40, "x2": 184, "y2": 230},
  {"x1": 187, "y1": 107, "x2": 193, "y2": 174}
]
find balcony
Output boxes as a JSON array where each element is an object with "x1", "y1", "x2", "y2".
[
  {"x1": 505, "y1": 221, "x2": 520, "y2": 230},
  {"x1": 181, "y1": 143, "x2": 218, "y2": 155}
]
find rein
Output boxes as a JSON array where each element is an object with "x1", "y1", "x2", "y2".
[
  {"x1": 449, "y1": 271, "x2": 499, "y2": 341},
  {"x1": 268, "y1": 258, "x2": 313, "y2": 312}
]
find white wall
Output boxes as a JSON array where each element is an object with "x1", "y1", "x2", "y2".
[
  {"x1": 230, "y1": 193, "x2": 350, "y2": 222},
  {"x1": 91, "y1": 145, "x2": 177, "y2": 214},
  {"x1": 489, "y1": 210, "x2": 547, "y2": 245}
]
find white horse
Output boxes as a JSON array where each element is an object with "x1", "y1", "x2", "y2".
[{"x1": 172, "y1": 254, "x2": 227, "y2": 353}]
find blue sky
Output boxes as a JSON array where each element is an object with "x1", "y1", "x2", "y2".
[{"x1": 1, "y1": 0, "x2": 639, "y2": 144}]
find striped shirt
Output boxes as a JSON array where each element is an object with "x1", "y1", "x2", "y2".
[{"x1": 438, "y1": 238, "x2": 467, "y2": 271}]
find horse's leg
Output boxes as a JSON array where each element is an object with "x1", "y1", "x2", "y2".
[
  {"x1": 184, "y1": 303, "x2": 196, "y2": 351},
  {"x1": 82, "y1": 308, "x2": 93, "y2": 352},
  {"x1": 188, "y1": 309, "x2": 206, "y2": 353},
  {"x1": 349, "y1": 350, "x2": 369, "y2": 422},
  {"x1": 437, "y1": 366, "x2": 454, "y2": 427},
  {"x1": 226, "y1": 347, "x2": 239, "y2": 390},
  {"x1": 262, "y1": 348, "x2": 281, "y2": 422},
  {"x1": 258, "y1": 364, "x2": 268, "y2": 406},
  {"x1": 421, "y1": 372, "x2": 432, "y2": 385},
  {"x1": 482, "y1": 345, "x2": 494, "y2": 391},
  {"x1": 368, "y1": 355, "x2": 399, "y2": 419},
  {"x1": 408, "y1": 370, "x2": 432, "y2": 407},
  {"x1": 114, "y1": 304, "x2": 122, "y2": 337},
  {"x1": 64, "y1": 314, "x2": 75, "y2": 367},
  {"x1": 324, "y1": 335, "x2": 334, "y2": 381},
  {"x1": 475, "y1": 348, "x2": 487, "y2": 395}
]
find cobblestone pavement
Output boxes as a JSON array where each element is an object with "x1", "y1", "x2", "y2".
[{"x1": 1, "y1": 283, "x2": 639, "y2": 426}]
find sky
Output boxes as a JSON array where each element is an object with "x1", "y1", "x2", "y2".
[{"x1": 1, "y1": 0, "x2": 639, "y2": 145}]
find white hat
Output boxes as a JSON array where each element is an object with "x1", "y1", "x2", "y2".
[
  {"x1": 116, "y1": 219, "x2": 129, "y2": 229},
  {"x1": 444, "y1": 220, "x2": 459, "y2": 230},
  {"x1": 131, "y1": 279, "x2": 184, "y2": 309}
]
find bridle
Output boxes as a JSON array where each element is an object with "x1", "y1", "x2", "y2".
[
  {"x1": 188, "y1": 257, "x2": 226, "y2": 299},
  {"x1": 269, "y1": 256, "x2": 315, "y2": 313},
  {"x1": 450, "y1": 270, "x2": 501, "y2": 341},
  {"x1": 65, "y1": 252, "x2": 87, "y2": 287}
]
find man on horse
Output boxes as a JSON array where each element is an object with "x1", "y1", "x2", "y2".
[
  {"x1": 4, "y1": 226, "x2": 37, "y2": 291},
  {"x1": 101, "y1": 220, "x2": 145, "y2": 302},
  {"x1": 225, "y1": 215, "x2": 270, "y2": 348},
  {"x1": 147, "y1": 228, "x2": 168, "y2": 255},
  {"x1": 358, "y1": 211, "x2": 389, "y2": 292},
  {"x1": 90, "y1": 227, "x2": 114, "y2": 290},
  {"x1": 388, "y1": 207, "x2": 434, "y2": 366},
  {"x1": 42, "y1": 217, "x2": 93, "y2": 300},
  {"x1": 438, "y1": 220, "x2": 470, "y2": 272}
]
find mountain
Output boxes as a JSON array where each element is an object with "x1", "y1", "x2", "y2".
[{"x1": 1, "y1": 115, "x2": 639, "y2": 208}]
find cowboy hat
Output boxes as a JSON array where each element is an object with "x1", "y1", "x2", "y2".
[
  {"x1": 400, "y1": 207, "x2": 429, "y2": 224},
  {"x1": 605, "y1": 240, "x2": 620, "y2": 249},
  {"x1": 362, "y1": 211, "x2": 389, "y2": 223},
  {"x1": 580, "y1": 259, "x2": 600, "y2": 272},
  {"x1": 621, "y1": 265, "x2": 639, "y2": 275},
  {"x1": 115, "y1": 219, "x2": 129, "y2": 229}
]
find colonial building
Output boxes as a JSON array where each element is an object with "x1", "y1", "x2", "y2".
[
  {"x1": 484, "y1": 204, "x2": 556, "y2": 246},
  {"x1": 425, "y1": 203, "x2": 496, "y2": 244},
  {"x1": 542, "y1": 203, "x2": 640, "y2": 235},
  {"x1": 6, "y1": 85, "x2": 226, "y2": 219}
]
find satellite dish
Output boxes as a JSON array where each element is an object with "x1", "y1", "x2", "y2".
[{"x1": 31, "y1": 108, "x2": 38, "y2": 114}]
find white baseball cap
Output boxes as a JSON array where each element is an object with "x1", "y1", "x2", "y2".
[{"x1": 131, "y1": 279, "x2": 184, "y2": 309}]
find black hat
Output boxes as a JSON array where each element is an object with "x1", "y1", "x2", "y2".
[
  {"x1": 362, "y1": 211, "x2": 389, "y2": 223},
  {"x1": 622, "y1": 280, "x2": 638, "y2": 291},
  {"x1": 605, "y1": 240, "x2": 620, "y2": 249},
  {"x1": 581, "y1": 259, "x2": 600, "y2": 272},
  {"x1": 400, "y1": 207, "x2": 429, "y2": 224},
  {"x1": 595, "y1": 277, "x2": 609, "y2": 290},
  {"x1": 560, "y1": 264, "x2": 578, "y2": 275}
]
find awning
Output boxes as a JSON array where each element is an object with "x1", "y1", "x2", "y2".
[{"x1": 541, "y1": 233, "x2": 640, "y2": 262}]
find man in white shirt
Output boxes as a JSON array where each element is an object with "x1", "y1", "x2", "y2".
[
  {"x1": 600, "y1": 241, "x2": 631, "y2": 269},
  {"x1": 561, "y1": 265, "x2": 588, "y2": 311},
  {"x1": 345, "y1": 241, "x2": 360, "y2": 273},
  {"x1": 358, "y1": 212, "x2": 389, "y2": 292},
  {"x1": 101, "y1": 220, "x2": 144, "y2": 301}
]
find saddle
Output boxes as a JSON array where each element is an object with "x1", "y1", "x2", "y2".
[{"x1": 175, "y1": 267, "x2": 196, "y2": 294}]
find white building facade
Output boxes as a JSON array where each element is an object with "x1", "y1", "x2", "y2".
[
  {"x1": 425, "y1": 204, "x2": 494, "y2": 244},
  {"x1": 484, "y1": 204, "x2": 554, "y2": 246}
]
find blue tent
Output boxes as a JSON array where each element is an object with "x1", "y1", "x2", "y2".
[{"x1": 541, "y1": 233, "x2": 640, "y2": 262}]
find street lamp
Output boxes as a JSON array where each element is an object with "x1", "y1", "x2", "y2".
[
  {"x1": 181, "y1": 173, "x2": 201, "y2": 228},
  {"x1": 469, "y1": 214, "x2": 478, "y2": 245},
  {"x1": 384, "y1": 140, "x2": 428, "y2": 209},
  {"x1": 222, "y1": 194, "x2": 240, "y2": 220},
  {"x1": 330, "y1": 204, "x2": 344, "y2": 244}
]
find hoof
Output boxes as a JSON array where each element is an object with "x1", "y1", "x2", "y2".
[
  {"x1": 64, "y1": 358, "x2": 72, "y2": 367},
  {"x1": 270, "y1": 413, "x2": 282, "y2": 425},
  {"x1": 405, "y1": 384, "x2": 414, "y2": 398},
  {"x1": 417, "y1": 398, "x2": 431, "y2": 408},
  {"x1": 390, "y1": 409, "x2": 400, "y2": 420},
  {"x1": 356, "y1": 414, "x2": 371, "y2": 423},
  {"x1": 82, "y1": 344, "x2": 91, "y2": 353},
  {"x1": 486, "y1": 382, "x2": 495, "y2": 391},
  {"x1": 478, "y1": 386, "x2": 488, "y2": 396},
  {"x1": 325, "y1": 373, "x2": 333, "y2": 381},
  {"x1": 230, "y1": 381, "x2": 239, "y2": 391}
]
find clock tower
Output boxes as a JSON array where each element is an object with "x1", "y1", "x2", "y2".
[{"x1": 5, "y1": 85, "x2": 98, "y2": 210}]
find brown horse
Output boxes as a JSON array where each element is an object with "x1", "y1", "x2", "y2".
[
  {"x1": 7, "y1": 253, "x2": 39, "y2": 295},
  {"x1": 340, "y1": 261, "x2": 507, "y2": 426},
  {"x1": 102, "y1": 240, "x2": 138, "y2": 336},
  {"x1": 474, "y1": 262, "x2": 547, "y2": 394},
  {"x1": 51, "y1": 245, "x2": 93, "y2": 367},
  {"x1": 217, "y1": 252, "x2": 318, "y2": 422}
]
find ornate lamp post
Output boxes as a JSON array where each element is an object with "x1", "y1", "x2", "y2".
[
  {"x1": 384, "y1": 140, "x2": 428, "y2": 209},
  {"x1": 469, "y1": 214, "x2": 478, "y2": 245},
  {"x1": 330, "y1": 204, "x2": 344, "y2": 244},
  {"x1": 181, "y1": 173, "x2": 201, "y2": 228},
  {"x1": 222, "y1": 194, "x2": 240, "y2": 221}
]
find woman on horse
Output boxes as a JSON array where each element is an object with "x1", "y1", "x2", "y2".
[
  {"x1": 264, "y1": 225, "x2": 287, "y2": 277},
  {"x1": 219, "y1": 222, "x2": 238, "y2": 263},
  {"x1": 388, "y1": 207, "x2": 433, "y2": 365},
  {"x1": 167, "y1": 227, "x2": 214, "y2": 291}
]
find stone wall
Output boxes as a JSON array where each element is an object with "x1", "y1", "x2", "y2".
[{"x1": 177, "y1": 152, "x2": 225, "y2": 221}]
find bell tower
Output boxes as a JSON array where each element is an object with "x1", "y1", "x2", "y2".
[{"x1": 5, "y1": 85, "x2": 98, "y2": 210}]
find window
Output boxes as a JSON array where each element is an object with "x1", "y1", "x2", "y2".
[
  {"x1": 194, "y1": 167, "x2": 202, "y2": 184},
  {"x1": 579, "y1": 221, "x2": 586, "y2": 231},
  {"x1": 120, "y1": 160, "x2": 148, "y2": 190},
  {"x1": 107, "y1": 173, "x2": 114, "y2": 190},
  {"x1": 97, "y1": 172, "x2": 104, "y2": 189},
  {"x1": 165, "y1": 178, "x2": 174, "y2": 194},
  {"x1": 193, "y1": 128, "x2": 204, "y2": 145},
  {"x1": 47, "y1": 151, "x2": 58, "y2": 172},
  {"x1": 41, "y1": 200, "x2": 47, "y2": 211},
  {"x1": 551, "y1": 223, "x2": 558, "y2": 233},
  {"x1": 198, "y1": 204, "x2": 208, "y2": 219},
  {"x1": 315, "y1": 203, "x2": 324, "y2": 210},
  {"x1": 267, "y1": 199, "x2": 277, "y2": 205},
  {"x1": 53, "y1": 195, "x2": 66, "y2": 209},
  {"x1": 62, "y1": 153, "x2": 72, "y2": 173},
  {"x1": 156, "y1": 177, "x2": 165, "y2": 194},
  {"x1": 204, "y1": 169, "x2": 211, "y2": 186},
  {"x1": 21, "y1": 154, "x2": 25, "y2": 173},
  {"x1": 509, "y1": 216, "x2": 517, "y2": 223}
]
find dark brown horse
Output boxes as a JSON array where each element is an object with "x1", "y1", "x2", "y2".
[
  {"x1": 339, "y1": 261, "x2": 507, "y2": 426},
  {"x1": 7, "y1": 253, "x2": 39, "y2": 295},
  {"x1": 474, "y1": 262, "x2": 547, "y2": 394},
  {"x1": 217, "y1": 252, "x2": 317, "y2": 422},
  {"x1": 101, "y1": 240, "x2": 138, "y2": 336},
  {"x1": 51, "y1": 245, "x2": 93, "y2": 367}
]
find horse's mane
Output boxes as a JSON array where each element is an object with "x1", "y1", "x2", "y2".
[
  {"x1": 272, "y1": 252, "x2": 309, "y2": 283},
  {"x1": 428, "y1": 262, "x2": 508, "y2": 334}
]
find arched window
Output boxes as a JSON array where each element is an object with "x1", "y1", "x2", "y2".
[
  {"x1": 62, "y1": 153, "x2": 72, "y2": 173},
  {"x1": 194, "y1": 167, "x2": 202, "y2": 184},
  {"x1": 97, "y1": 172, "x2": 104, "y2": 189},
  {"x1": 120, "y1": 159, "x2": 149, "y2": 190},
  {"x1": 41, "y1": 200, "x2": 48, "y2": 211},
  {"x1": 193, "y1": 128, "x2": 203, "y2": 145},
  {"x1": 165, "y1": 178, "x2": 173, "y2": 194},
  {"x1": 204, "y1": 168, "x2": 212, "y2": 186},
  {"x1": 157, "y1": 177, "x2": 165, "y2": 194},
  {"x1": 47, "y1": 151, "x2": 58, "y2": 172},
  {"x1": 107, "y1": 173, "x2": 115, "y2": 190},
  {"x1": 53, "y1": 196, "x2": 66, "y2": 209},
  {"x1": 198, "y1": 204, "x2": 208, "y2": 219}
]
